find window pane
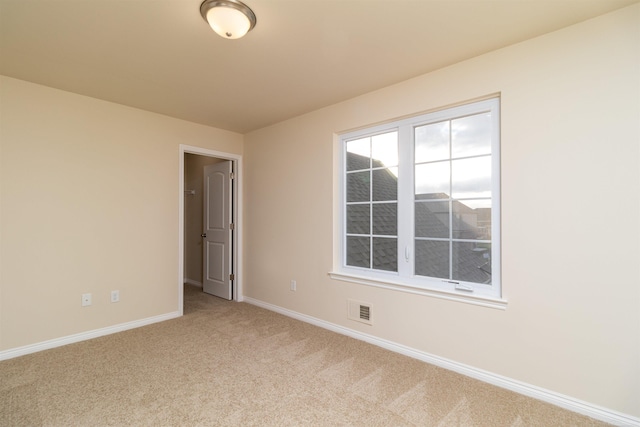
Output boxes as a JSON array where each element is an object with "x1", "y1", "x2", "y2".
[
  {"x1": 372, "y1": 203, "x2": 397, "y2": 236},
  {"x1": 347, "y1": 236, "x2": 370, "y2": 268},
  {"x1": 415, "y1": 121, "x2": 449, "y2": 163},
  {"x1": 373, "y1": 237, "x2": 397, "y2": 272},
  {"x1": 451, "y1": 156, "x2": 491, "y2": 199},
  {"x1": 415, "y1": 161, "x2": 450, "y2": 200},
  {"x1": 372, "y1": 168, "x2": 398, "y2": 201},
  {"x1": 451, "y1": 113, "x2": 491, "y2": 159},
  {"x1": 452, "y1": 242, "x2": 492, "y2": 284},
  {"x1": 347, "y1": 171, "x2": 370, "y2": 202},
  {"x1": 346, "y1": 137, "x2": 370, "y2": 171},
  {"x1": 372, "y1": 131, "x2": 398, "y2": 167},
  {"x1": 452, "y1": 199, "x2": 491, "y2": 240},
  {"x1": 415, "y1": 240, "x2": 449, "y2": 279},
  {"x1": 415, "y1": 200, "x2": 449, "y2": 238},
  {"x1": 347, "y1": 204, "x2": 370, "y2": 235}
]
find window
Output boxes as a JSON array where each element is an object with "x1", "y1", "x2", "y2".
[{"x1": 335, "y1": 98, "x2": 501, "y2": 303}]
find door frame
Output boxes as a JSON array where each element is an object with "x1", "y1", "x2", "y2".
[{"x1": 179, "y1": 144, "x2": 243, "y2": 314}]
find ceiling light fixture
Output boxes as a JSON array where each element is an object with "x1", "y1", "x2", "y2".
[{"x1": 200, "y1": 0, "x2": 256, "y2": 40}]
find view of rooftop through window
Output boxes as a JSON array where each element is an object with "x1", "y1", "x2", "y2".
[
  {"x1": 346, "y1": 131, "x2": 399, "y2": 272},
  {"x1": 414, "y1": 112, "x2": 493, "y2": 284}
]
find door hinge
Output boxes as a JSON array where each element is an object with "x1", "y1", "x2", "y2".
[
  {"x1": 230, "y1": 223, "x2": 235, "y2": 230},
  {"x1": 230, "y1": 172, "x2": 234, "y2": 180},
  {"x1": 230, "y1": 274, "x2": 235, "y2": 281}
]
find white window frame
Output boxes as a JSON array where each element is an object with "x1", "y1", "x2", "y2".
[{"x1": 330, "y1": 98, "x2": 506, "y2": 309}]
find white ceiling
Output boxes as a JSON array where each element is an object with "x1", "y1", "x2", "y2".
[{"x1": 1, "y1": 0, "x2": 637, "y2": 133}]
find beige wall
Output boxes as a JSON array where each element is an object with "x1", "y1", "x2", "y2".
[
  {"x1": 243, "y1": 5, "x2": 640, "y2": 417},
  {"x1": 0, "y1": 76, "x2": 243, "y2": 350},
  {"x1": 183, "y1": 153, "x2": 223, "y2": 285}
]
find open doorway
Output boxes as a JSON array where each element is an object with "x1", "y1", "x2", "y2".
[{"x1": 179, "y1": 145, "x2": 242, "y2": 314}]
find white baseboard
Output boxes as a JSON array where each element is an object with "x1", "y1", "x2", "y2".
[
  {"x1": 243, "y1": 297, "x2": 639, "y2": 427},
  {"x1": 0, "y1": 311, "x2": 181, "y2": 362},
  {"x1": 183, "y1": 279, "x2": 202, "y2": 288}
]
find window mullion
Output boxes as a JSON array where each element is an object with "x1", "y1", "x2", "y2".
[
  {"x1": 369, "y1": 139, "x2": 373, "y2": 270},
  {"x1": 490, "y1": 99, "x2": 501, "y2": 295},
  {"x1": 448, "y1": 120, "x2": 454, "y2": 281},
  {"x1": 397, "y1": 124, "x2": 413, "y2": 278}
]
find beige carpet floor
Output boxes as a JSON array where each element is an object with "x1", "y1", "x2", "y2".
[{"x1": 0, "y1": 285, "x2": 610, "y2": 426}]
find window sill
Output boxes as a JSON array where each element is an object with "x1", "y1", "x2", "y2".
[{"x1": 328, "y1": 271, "x2": 508, "y2": 310}]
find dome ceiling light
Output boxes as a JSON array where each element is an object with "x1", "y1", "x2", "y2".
[{"x1": 200, "y1": 0, "x2": 257, "y2": 40}]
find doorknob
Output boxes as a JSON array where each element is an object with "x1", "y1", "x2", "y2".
[{"x1": 201, "y1": 233, "x2": 207, "y2": 238}]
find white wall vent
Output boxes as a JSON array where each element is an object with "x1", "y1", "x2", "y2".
[{"x1": 348, "y1": 299, "x2": 373, "y2": 325}]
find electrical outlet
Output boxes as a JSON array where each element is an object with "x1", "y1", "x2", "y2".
[
  {"x1": 290, "y1": 280, "x2": 296, "y2": 291},
  {"x1": 81, "y1": 293, "x2": 92, "y2": 307},
  {"x1": 111, "y1": 290, "x2": 120, "y2": 303}
]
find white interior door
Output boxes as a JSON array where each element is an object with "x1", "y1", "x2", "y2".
[{"x1": 202, "y1": 161, "x2": 233, "y2": 300}]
